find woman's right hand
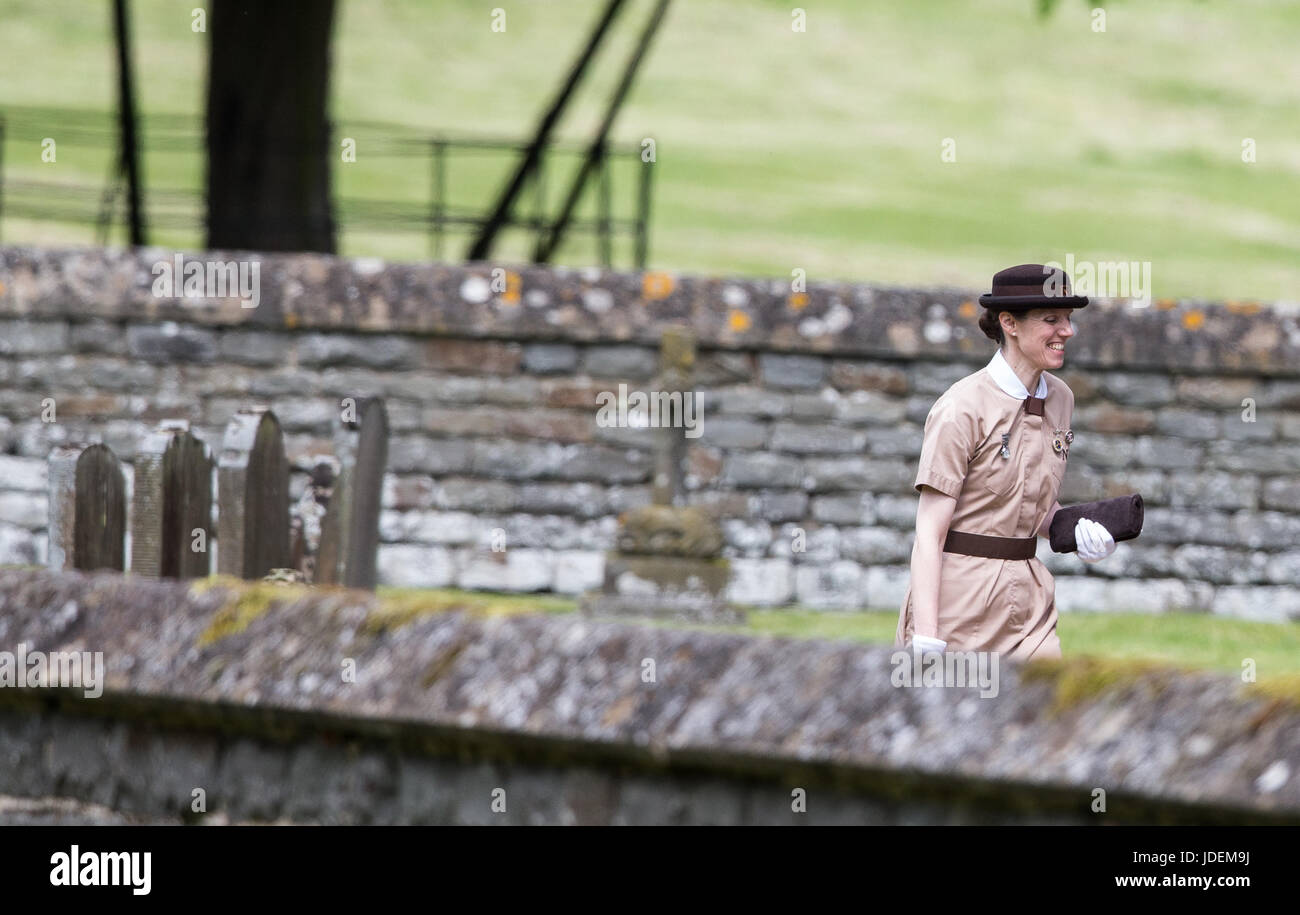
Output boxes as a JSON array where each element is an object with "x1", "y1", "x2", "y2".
[{"x1": 911, "y1": 634, "x2": 948, "y2": 655}]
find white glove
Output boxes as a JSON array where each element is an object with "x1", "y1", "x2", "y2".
[
  {"x1": 911, "y1": 634, "x2": 947, "y2": 656},
  {"x1": 1075, "y1": 517, "x2": 1116, "y2": 563}
]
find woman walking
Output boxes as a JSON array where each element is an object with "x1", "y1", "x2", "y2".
[{"x1": 894, "y1": 264, "x2": 1117, "y2": 660}]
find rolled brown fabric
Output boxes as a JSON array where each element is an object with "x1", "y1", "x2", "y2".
[{"x1": 1049, "y1": 494, "x2": 1144, "y2": 553}]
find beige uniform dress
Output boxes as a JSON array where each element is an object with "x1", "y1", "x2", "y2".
[{"x1": 894, "y1": 349, "x2": 1074, "y2": 661}]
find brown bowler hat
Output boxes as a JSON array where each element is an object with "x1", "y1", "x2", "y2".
[{"x1": 978, "y1": 263, "x2": 1089, "y2": 309}]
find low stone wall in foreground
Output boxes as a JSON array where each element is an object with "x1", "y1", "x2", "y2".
[{"x1": 0, "y1": 568, "x2": 1296, "y2": 824}]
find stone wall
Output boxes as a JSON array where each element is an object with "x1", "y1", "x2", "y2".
[
  {"x1": 0, "y1": 568, "x2": 1296, "y2": 825},
  {"x1": 1, "y1": 246, "x2": 1299, "y2": 617}
]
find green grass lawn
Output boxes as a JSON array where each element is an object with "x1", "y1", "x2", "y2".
[
  {"x1": 2, "y1": 0, "x2": 1299, "y2": 300},
  {"x1": 745, "y1": 607, "x2": 1300, "y2": 681},
  {"x1": 376, "y1": 586, "x2": 1300, "y2": 680},
  {"x1": 4, "y1": 565, "x2": 1292, "y2": 680}
]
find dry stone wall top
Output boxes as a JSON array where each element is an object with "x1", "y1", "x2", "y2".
[
  {"x1": 2, "y1": 245, "x2": 1297, "y2": 374},
  {"x1": 0, "y1": 567, "x2": 1297, "y2": 823}
]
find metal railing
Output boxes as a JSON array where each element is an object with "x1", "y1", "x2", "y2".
[{"x1": 0, "y1": 104, "x2": 652, "y2": 267}]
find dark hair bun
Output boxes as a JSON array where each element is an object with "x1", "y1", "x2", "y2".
[{"x1": 978, "y1": 308, "x2": 1005, "y2": 345}]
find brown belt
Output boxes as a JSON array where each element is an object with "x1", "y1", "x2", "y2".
[{"x1": 943, "y1": 530, "x2": 1037, "y2": 560}]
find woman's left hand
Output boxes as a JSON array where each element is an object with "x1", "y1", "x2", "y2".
[{"x1": 1075, "y1": 518, "x2": 1116, "y2": 563}]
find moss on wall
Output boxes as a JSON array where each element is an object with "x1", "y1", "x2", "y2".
[
  {"x1": 1022, "y1": 655, "x2": 1184, "y2": 716},
  {"x1": 195, "y1": 578, "x2": 311, "y2": 647}
]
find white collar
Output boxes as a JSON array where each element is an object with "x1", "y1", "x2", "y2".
[{"x1": 986, "y1": 348, "x2": 1047, "y2": 400}]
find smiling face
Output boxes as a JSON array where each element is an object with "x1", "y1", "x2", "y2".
[{"x1": 999, "y1": 307, "x2": 1076, "y2": 371}]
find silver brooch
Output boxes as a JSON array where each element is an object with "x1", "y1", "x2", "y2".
[{"x1": 999, "y1": 433, "x2": 1010, "y2": 459}]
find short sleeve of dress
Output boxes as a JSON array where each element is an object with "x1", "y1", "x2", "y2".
[{"x1": 913, "y1": 394, "x2": 980, "y2": 499}]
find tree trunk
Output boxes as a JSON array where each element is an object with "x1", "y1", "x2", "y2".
[{"x1": 205, "y1": 0, "x2": 337, "y2": 253}]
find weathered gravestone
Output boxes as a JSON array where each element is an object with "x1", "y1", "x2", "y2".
[
  {"x1": 289, "y1": 457, "x2": 338, "y2": 583},
  {"x1": 316, "y1": 397, "x2": 388, "y2": 590},
  {"x1": 130, "y1": 420, "x2": 213, "y2": 579},
  {"x1": 47, "y1": 443, "x2": 126, "y2": 572},
  {"x1": 217, "y1": 407, "x2": 291, "y2": 579},
  {"x1": 582, "y1": 327, "x2": 741, "y2": 622}
]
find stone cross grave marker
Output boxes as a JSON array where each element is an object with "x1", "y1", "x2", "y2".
[
  {"x1": 582, "y1": 327, "x2": 741, "y2": 622},
  {"x1": 652, "y1": 325, "x2": 694, "y2": 506}
]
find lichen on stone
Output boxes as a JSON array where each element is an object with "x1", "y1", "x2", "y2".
[
  {"x1": 197, "y1": 579, "x2": 310, "y2": 647},
  {"x1": 1242, "y1": 673, "x2": 1300, "y2": 712},
  {"x1": 1022, "y1": 655, "x2": 1182, "y2": 715},
  {"x1": 420, "y1": 640, "x2": 469, "y2": 689},
  {"x1": 362, "y1": 588, "x2": 575, "y2": 636},
  {"x1": 615, "y1": 505, "x2": 724, "y2": 558}
]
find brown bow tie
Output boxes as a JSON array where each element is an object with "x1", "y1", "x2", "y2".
[{"x1": 1024, "y1": 396, "x2": 1045, "y2": 416}]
